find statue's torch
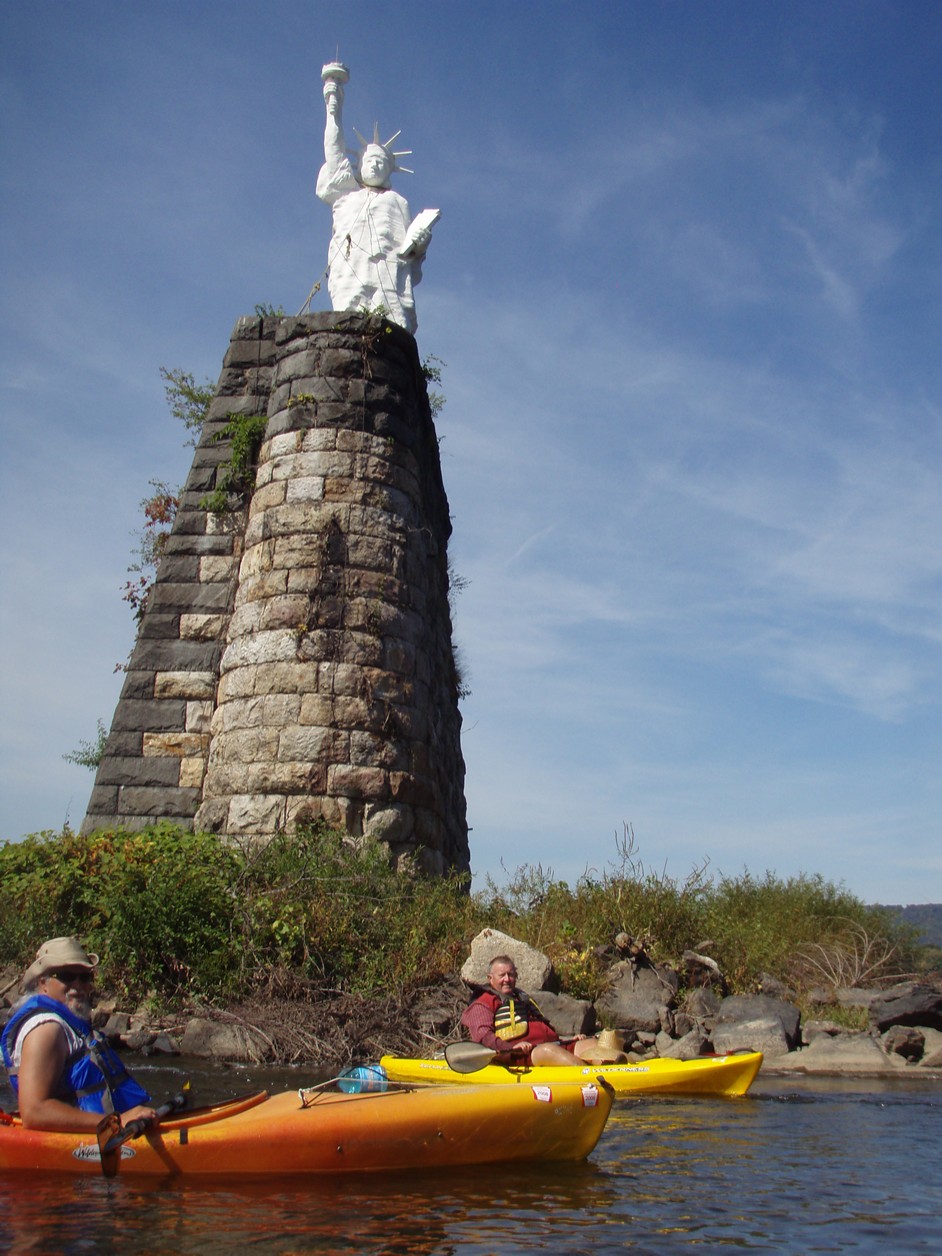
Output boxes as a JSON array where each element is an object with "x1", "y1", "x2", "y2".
[{"x1": 321, "y1": 61, "x2": 349, "y2": 105}]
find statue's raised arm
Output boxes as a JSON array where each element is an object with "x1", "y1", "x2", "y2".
[{"x1": 315, "y1": 62, "x2": 439, "y2": 335}]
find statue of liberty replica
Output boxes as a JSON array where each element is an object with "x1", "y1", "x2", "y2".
[{"x1": 317, "y1": 62, "x2": 439, "y2": 333}]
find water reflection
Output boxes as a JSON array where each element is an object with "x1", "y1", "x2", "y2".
[{"x1": 1, "y1": 1063, "x2": 939, "y2": 1254}]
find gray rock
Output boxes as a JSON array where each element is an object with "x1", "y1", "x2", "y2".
[
  {"x1": 150, "y1": 1034, "x2": 180, "y2": 1055},
  {"x1": 869, "y1": 981, "x2": 942, "y2": 1032},
  {"x1": 683, "y1": 987, "x2": 721, "y2": 1019},
  {"x1": 460, "y1": 930, "x2": 553, "y2": 993},
  {"x1": 924, "y1": 1024, "x2": 942, "y2": 1065},
  {"x1": 102, "y1": 1012, "x2": 131, "y2": 1040},
  {"x1": 530, "y1": 989, "x2": 595, "y2": 1038},
  {"x1": 654, "y1": 1030, "x2": 675, "y2": 1056},
  {"x1": 179, "y1": 1016, "x2": 268, "y2": 1062},
  {"x1": 595, "y1": 962, "x2": 678, "y2": 1035},
  {"x1": 682, "y1": 949, "x2": 726, "y2": 991},
  {"x1": 658, "y1": 1028, "x2": 708, "y2": 1060},
  {"x1": 714, "y1": 994, "x2": 802, "y2": 1049},
  {"x1": 771, "y1": 1032, "x2": 908, "y2": 1074},
  {"x1": 881, "y1": 1025, "x2": 925, "y2": 1061},
  {"x1": 803, "y1": 1020, "x2": 844, "y2": 1044},
  {"x1": 916, "y1": 1026, "x2": 942, "y2": 1067},
  {"x1": 712, "y1": 1015, "x2": 790, "y2": 1058},
  {"x1": 672, "y1": 1012, "x2": 695, "y2": 1037}
]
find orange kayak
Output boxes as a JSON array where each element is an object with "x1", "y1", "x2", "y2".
[{"x1": 0, "y1": 1081, "x2": 612, "y2": 1177}]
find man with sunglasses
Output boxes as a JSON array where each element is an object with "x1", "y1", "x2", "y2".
[{"x1": 1, "y1": 937, "x2": 156, "y2": 1131}]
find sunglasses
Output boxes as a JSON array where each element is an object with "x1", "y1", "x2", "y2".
[{"x1": 49, "y1": 969, "x2": 95, "y2": 984}]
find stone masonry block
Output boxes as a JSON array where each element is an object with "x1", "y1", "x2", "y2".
[
  {"x1": 154, "y1": 672, "x2": 216, "y2": 700},
  {"x1": 238, "y1": 540, "x2": 276, "y2": 578},
  {"x1": 227, "y1": 603, "x2": 264, "y2": 638},
  {"x1": 150, "y1": 582, "x2": 232, "y2": 613},
  {"x1": 224, "y1": 337, "x2": 276, "y2": 368},
  {"x1": 130, "y1": 641, "x2": 220, "y2": 672},
  {"x1": 112, "y1": 700, "x2": 186, "y2": 732},
  {"x1": 95, "y1": 757, "x2": 182, "y2": 787},
  {"x1": 299, "y1": 428, "x2": 341, "y2": 454},
  {"x1": 216, "y1": 669, "x2": 257, "y2": 702},
  {"x1": 298, "y1": 693, "x2": 334, "y2": 725},
  {"x1": 327, "y1": 764, "x2": 389, "y2": 799},
  {"x1": 206, "y1": 728, "x2": 280, "y2": 765},
  {"x1": 277, "y1": 725, "x2": 346, "y2": 763},
  {"x1": 268, "y1": 431, "x2": 304, "y2": 459},
  {"x1": 350, "y1": 730, "x2": 409, "y2": 771},
  {"x1": 137, "y1": 613, "x2": 181, "y2": 641},
  {"x1": 180, "y1": 614, "x2": 226, "y2": 641},
  {"x1": 179, "y1": 758, "x2": 206, "y2": 790},
  {"x1": 252, "y1": 662, "x2": 319, "y2": 696},
  {"x1": 118, "y1": 671, "x2": 159, "y2": 701},
  {"x1": 219, "y1": 629, "x2": 296, "y2": 669},
  {"x1": 155, "y1": 555, "x2": 201, "y2": 583},
  {"x1": 102, "y1": 732, "x2": 144, "y2": 757},
  {"x1": 84, "y1": 785, "x2": 118, "y2": 813},
  {"x1": 259, "y1": 595, "x2": 311, "y2": 632},
  {"x1": 199, "y1": 555, "x2": 238, "y2": 583},
  {"x1": 143, "y1": 732, "x2": 210, "y2": 758},
  {"x1": 226, "y1": 794, "x2": 287, "y2": 834},
  {"x1": 164, "y1": 535, "x2": 235, "y2": 557},
  {"x1": 250, "y1": 480, "x2": 288, "y2": 512},
  {"x1": 285, "y1": 476, "x2": 325, "y2": 504},
  {"x1": 117, "y1": 786, "x2": 201, "y2": 817},
  {"x1": 235, "y1": 570, "x2": 290, "y2": 602},
  {"x1": 185, "y1": 701, "x2": 214, "y2": 732}
]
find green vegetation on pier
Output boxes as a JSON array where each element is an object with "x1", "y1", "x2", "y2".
[{"x1": 1, "y1": 823, "x2": 933, "y2": 1016}]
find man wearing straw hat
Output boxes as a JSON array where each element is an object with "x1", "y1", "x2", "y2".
[
  {"x1": 462, "y1": 956, "x2": 628, "y2": 1067},
  {"x1": 1, "y1": 937, "x2": 156, "y2": 1131}
]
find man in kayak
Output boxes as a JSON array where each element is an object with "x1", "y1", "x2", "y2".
[
  {"x1": 1, "y1": 937, "x2": 157, "y2": 1131},
  {"x1": 461, "y1": 955, "x2": 611, "y2": 1067}
]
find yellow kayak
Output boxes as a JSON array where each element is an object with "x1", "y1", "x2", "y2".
[
  {"x1": 0, "y1": 1080, "x2": 613, "y2": 1177},
  {"x1": 380, "y1": 1051, "x2": 763, "y2": 1097}
]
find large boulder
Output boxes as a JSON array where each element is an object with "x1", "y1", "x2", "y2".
[
  {"x1": 682, "y1": 986, "x2": 722, "y2": 1021},
  {"x1": 658, "y1": 1027, "x2": 708, "y2": 1060},
  {"x1": 713, "y1": 993, "x2": 801, "y2": 1051},
  {"x1": 179, "y1": 1016, "x2": 268, "y2": 1063},
  {"x1": 530, "y1": 989, "x2": 596, "y2": 1038},
  {"x1": 919, "y1": 1027, "x2": 942, "y2": 1068},
  {"x1": 460, "y1": 929, "x2": 553, "y2": 993},
  {"x1": 772, "y1": 1032, "x2": 908, "y2": 1073},
  {"x1": 868, "y1": 981, "x2": 942, "y2": 1033},
  {"x1": 881, "y1": 1025, "x2": 925, "y2": 1061},
  {"x1": 595, "y1": 961, "x2": 678, "y2": 1035},
  {"x1": 712, "y1": 1016, "x2": 790, "y2": 1057}
]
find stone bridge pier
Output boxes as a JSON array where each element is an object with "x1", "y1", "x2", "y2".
[{"x1": 82, "y1": 313, "x2": 469, "y2": 876}]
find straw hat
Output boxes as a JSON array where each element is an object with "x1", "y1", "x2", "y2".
[
  {"x1": 581, "y1": 1027, "x2": 628, "y2": 1064},
  {"x1": 22, "y1": 937, "x2": 99, "y2": 989}
]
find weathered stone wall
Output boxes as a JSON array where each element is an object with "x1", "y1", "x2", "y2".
[{"x1": 83, "y1": 313, "x2": 469, "y2": 875}]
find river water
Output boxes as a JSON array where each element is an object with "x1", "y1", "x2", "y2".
[{"x1": 1, "y1": 1061, "x2": 938, "y2": 1254}]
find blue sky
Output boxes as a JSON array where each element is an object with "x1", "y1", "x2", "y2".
[{"x1": 2, "y1": 1, "x2": 940, "y2": 906}]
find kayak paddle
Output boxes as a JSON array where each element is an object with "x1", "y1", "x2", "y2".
[
  {"x1": 444, "y1": 1042, "x2": 520, "y2": 1074},
  {"x1": 97, "y1": 1088, "x2": 189, "y2": 1178}
]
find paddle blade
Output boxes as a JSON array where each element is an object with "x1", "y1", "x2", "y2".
[
  {"x1": 96, "y1": 1113, "x2": 121, "y2": 1179},
  {"x1": 444, "y1": 1041, "x2": 498, "y2": 1074}
]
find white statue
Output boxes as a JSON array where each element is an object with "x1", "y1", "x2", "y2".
[{"x1": 316, "y1": 63, "x2": 439, "y2": 334}]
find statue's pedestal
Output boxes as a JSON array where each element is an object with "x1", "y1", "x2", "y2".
[{"x1": 83, "y1": 314, "x2": 468, "y2": 875}]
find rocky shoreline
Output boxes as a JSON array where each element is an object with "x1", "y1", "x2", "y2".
[
  {"x1": 4, "y1": 928, "x2": 941, "y2": 1083},
  {"x1": 31, "y1": 929, "x2": 942, "y2": 1085}
]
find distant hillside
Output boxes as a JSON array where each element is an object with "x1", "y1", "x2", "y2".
[{"x1": 882, "y1": 903, "x2": 942, "y2": 948}]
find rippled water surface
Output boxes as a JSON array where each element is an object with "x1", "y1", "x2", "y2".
[{"x1": 1, "y1": 1066, "x2": 938, "y2": 1254}]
